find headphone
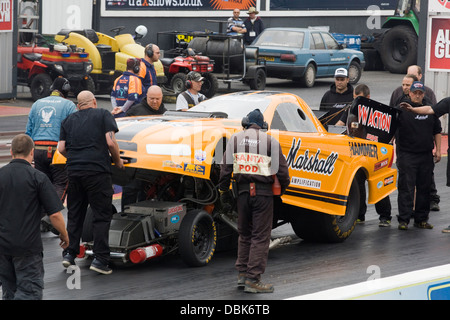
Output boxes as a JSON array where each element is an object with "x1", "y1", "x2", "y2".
[
  {"x1": 145, "y1": 43, "x2": 154, "y2": 58},
  {"x1": 132, "y1": 58, "x2": 141, "y2": 74},
  {"x1": 185, "y1": 71, "x2": 194, "y2": 89},
  {"x1": 241, "y1": 115, "x2": 268, "y2": 130},
  {"x1": 50, "y1": 77, "x2": 71, "y2": 93},
  {"x1": 185, "y1": 71, "x2": 200, "y2": 89}
]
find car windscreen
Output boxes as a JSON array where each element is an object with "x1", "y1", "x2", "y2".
[
  {"x1": 188, "y1": 98, "x2": 270, "y2": 119},
  {"x1": 254, "y1": 30, "x2": 305, "y2": 47}
]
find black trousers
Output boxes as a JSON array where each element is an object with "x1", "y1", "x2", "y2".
[
  {"x1": 235, "y1": 193, "x2": 273, "y2": 281},
  {"x1": 65, "y1": 172, "x2": 114, "y2": 264},
  {"x1": 397, "y1": 151, "x2": 434, "y2": 224},
  {"x1": 447, "y1": 147, "x2": 450, "y2": 187},
  {"x1": 357, "y1": 178, "x2": 392, "y2": 221},
  {"x1": 34, "y1": 149, "x2": 68, "y2": 202},
  {"x1": 0, "y1": 253, "x2": 44, "y2": 300}
]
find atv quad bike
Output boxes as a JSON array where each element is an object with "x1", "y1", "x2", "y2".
[
  {"x1": 17, "y1": 34, "x2": 94, "y2": 101},
  {"x1": 160, "y1": 46, "x2": 218, "y2": 98},
  {"x1": 54, "y1": 26, "x2": 166, "y2": 94}
]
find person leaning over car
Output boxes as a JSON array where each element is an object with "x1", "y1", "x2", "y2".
[
  {"x1": 59, "y1": 90, "x2": 124, "y2": 275},
  {"x1": 219, "y1": 109, "x2": 290, "y2": 293},
  {"x1": 121, "y1": 85, "x2": 168, "y2": 213},
  {"x1": 127, "y1": 85, "x2": 167, "y2": 116},
  {"x1": 0, "y1": 134, "x2": 68, "y2": 300}
]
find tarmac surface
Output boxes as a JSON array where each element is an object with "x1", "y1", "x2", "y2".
[{"x1": 1, "y1": 71, "x2": 450, "y2": 304}]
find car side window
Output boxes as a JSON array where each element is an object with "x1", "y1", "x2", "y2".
[
  {"x1": 309, "y1": 34, "x2": 315, "y2": 50},
  {"x1": 311, "y1": 32, "x2": 325, "y2": 50},
  {"x1": 271, "y1": 103, "x2": 318, "y2": 133},
  {"x1": 322, "y1": 33, "x2": 340, "y2": 50}
]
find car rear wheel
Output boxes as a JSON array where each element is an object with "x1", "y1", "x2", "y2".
[
  {"x1": 178, "y1": 209, "x2": 216, "y2": 267},
  {"x1": 348, "y1": 61, "x2": 362, "y2": 85},
  {"x1": 249, "y1": 68, "x2": 266, "y2": 90},
  {"x1": 289, "y1": 178, "x2": 360, "y2": 243},
  {"x1": 300, "y1": 63, "x2": 316, "y2": 88}
]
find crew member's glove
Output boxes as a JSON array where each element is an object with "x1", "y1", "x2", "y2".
[{"x1": 219, "y1": 189, "x2": 233, "y2": 213}]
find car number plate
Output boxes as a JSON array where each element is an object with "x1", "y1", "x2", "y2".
[{"x1": 260, "y1": 56, "x2": 275, "y2": 62}]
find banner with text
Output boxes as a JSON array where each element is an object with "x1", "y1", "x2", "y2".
[
  {"x1": 428, "y1": 17, "x2": 450, "y2": 71},
  {"x1": 270, "y1": 0, "x2": 395, "y2": 10},
  {"x1": 349, "y1": 96, "x2": 399, "y2": 144},
  {"x1": 105, "y1": 0, "x2": 256, "y2": 11},
  {"x1": 0, "y1": 0, "x2": 13, "y2": 32}
]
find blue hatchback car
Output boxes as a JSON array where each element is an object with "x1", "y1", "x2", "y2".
[{"x1": 250, "y1": 27, "x2": 365, "y2": 87}]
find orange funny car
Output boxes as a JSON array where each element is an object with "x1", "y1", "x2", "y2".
[{"x1": 54, "y1": 91, "x2": 397, "y2": 266}]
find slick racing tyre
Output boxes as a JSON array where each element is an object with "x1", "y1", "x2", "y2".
[{"x1": 178, "y1": 209, "x2": 216, "y2": 267}]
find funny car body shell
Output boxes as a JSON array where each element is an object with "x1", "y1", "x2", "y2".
[{"x1": 54, "y1": 91, "x2": 395, "y2": 216}]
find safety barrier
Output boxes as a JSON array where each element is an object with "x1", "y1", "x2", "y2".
[{"x1": 288, "y1": 264, "x2": 450, "y2": 300}]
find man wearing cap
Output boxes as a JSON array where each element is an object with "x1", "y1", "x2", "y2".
[
  {"x1": 26, "y1": 77, "x2": 77, "y2": 233},
  {"x1": 401, "y1": 94, "x2": 450, "y2": 232},
  {"x1": 243, "y1": 7, "x2": 264, "y2": 45},
  {"x1": 219, "y1": 109, "x2": 290, "y2": 293},
  {"x1": 175, "y1": 71, "x2": 207, "y2": 111},
  {"x1": 111, "y1": 58, "x2": 143, "y2": 117},
  {"x1": 390, "y1": 66, "x2": 440, "y2": 212},
  {"x1": 395, "y1": 81, "x2": 441, "y2": 231},
  {"x1": 319, "y1": 68, "x2": 354, "y2": 127}
]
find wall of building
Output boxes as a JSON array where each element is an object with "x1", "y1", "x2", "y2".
[{"x1": 0, "y1": 0, "x2": 16, "y2": 99}]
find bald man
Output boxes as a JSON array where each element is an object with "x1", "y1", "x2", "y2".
[
  {"x1": 126, "y1": 85, "x2": 167, "y2": 116},
  {"x1": 59, "y1": 90, "x2": 124, "y2": 275}
]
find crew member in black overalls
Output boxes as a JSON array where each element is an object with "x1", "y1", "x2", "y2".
[
  {"x1": 219, "y1": 109, "x2": 290, "y2": 293},
  {"x1": 396, "y1": 82, "x2": 442, "y2": 230}
]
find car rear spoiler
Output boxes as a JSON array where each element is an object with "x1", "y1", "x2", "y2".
[{"x1": 163, "y1": 110, "x2": 228, "y2": 119}]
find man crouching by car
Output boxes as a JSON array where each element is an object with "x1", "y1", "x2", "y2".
[{"x1": 218, "y1": 109, "x2": 290, "y2": 293}]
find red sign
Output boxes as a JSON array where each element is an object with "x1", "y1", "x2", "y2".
[
  {"x1": 0, "y1": 0, "x2": 12, "y2": 32},
  {"x1": 210, "y1": 0, "x2": 256, "y2": 10},
  {"x1": 429, "y1": 17, "x2": 450, "y2": 71},
  {"x1": 437, "y1": 0, "x2": 450, "y2": 9}
]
